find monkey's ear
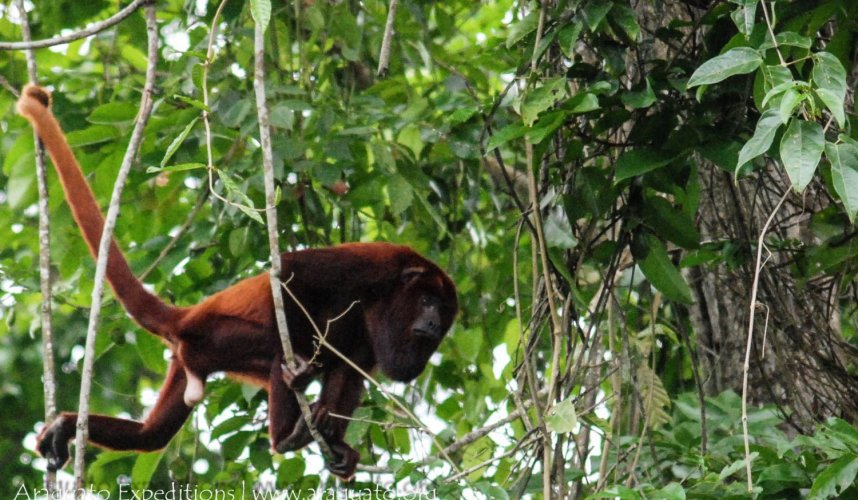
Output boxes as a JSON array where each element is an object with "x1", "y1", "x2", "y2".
[{"x1": 401, "y1": 266, "x2": 426, "y2": 284}]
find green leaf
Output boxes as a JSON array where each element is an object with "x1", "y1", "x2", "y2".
[
  {"x1": 448, "y1": 106, "x2": 478, "y2": 125},
  {"x1": 146, "y1": 162, "x2": 206, "y2": 174},
  {"x1": 172, "y1": 95, "x2": 210, "y2": 112},
  {"x1": 622, "y1": 77, "x2": 656, "y2": 109},
  {"x1": 737, "y1": 109, "x2": 781, "y2": 170},
  {"x1": 643, "y1": 195, "x2": 700, "y2": 249},
  {"x1": 276, "y1": 456, "x2": 306, "y2": 488},
  {"x1": 581, "y1": 2, "x2": 613, "y2": 32},
  {"x1": 486, "y1": 122, "x2": 527, "y2": 151},
  {"x1": 131, "y1": 452, "x2": 163, "y2": 488},
  {"x1": 812, "y1": 51, "x2": 847, "y2": 127},
  {"x1": 730, "y1": 0, "x2": 758, "y2": 36},
  {"x1": 826, "y1": 141, "x2": 858, "y2": 223},
  {"x1": 778, "y1": 87, "x2": 807, "y2": 124},
  {"x1": 557, "y1": 22, "x2": 583, "y2": 59},
  {"x1": 250, "y1": 0, "x2": 271, "y2": 30},
  {"x1": 546, "y1": 397, "x2": 577, "y2": 434},
  {"x1": 120, "y1": 45, "x2": 148, "y2": 71},
  {"x1": 161, "y1": 117, "x2": 199, "y2": 168},
  {"x1": 506, "y1": 10, "x2": 540, "y2": 48},
  {"x1": 453, "y1": 327, "x2": 483, "y2": 363},
  {"x1": 808, "y1": 455, "x2": 858, "y2": 500},
  {"x1": 615, "y1": 149, "x2": 674, "y2": 182},
  {"x1": 760, "y1": 31, "x2": 812, "y2": 51},
  {"x1": 780, "y1": 119, "x2": 823, "y2": 193},
  {"x1": 66, "y1": 125, "x2": 121, "y2": 147},
  {"x1": 610, "y1": 3, "x2": 640, "y2": 41},
  {"x1": 387, "y1": 174, "x2": 413, "y2": 215},
  {"x1": 651, "y1": 482, "x2": 687, "y2": 500},
  {"x1": 761, "y1": 80, "x2": 805, "y2": 110},
  {"x1": 719, "y1": 453, "x2": 758, "y2": 480},
  {"x1": 521, "y1": 77, "x2": 567, "y2": 126},
  {"x1": 687, "y1": 47, "x2": 762, "y2": 88},
  {"x1": 88, "y1": 102, "x2": 138, "y2": 124},
  {"x1": 638, "y1": 235, "x2": 692, "y2": 303}
]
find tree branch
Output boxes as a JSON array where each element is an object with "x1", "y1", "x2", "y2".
[
  {"x1": 71, "y1": 4, "x2": 159, "y2": 492},
  {"x1": 0, "y1": 0, "x2": 150, "y2": 51}
]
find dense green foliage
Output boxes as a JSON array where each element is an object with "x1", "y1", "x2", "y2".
[{"x1": 1, "y1": 0, "x2": 858, "y2": 498}]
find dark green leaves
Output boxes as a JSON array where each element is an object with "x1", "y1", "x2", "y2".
[
  {"x1": 737, "y1": 109, "x2": 781, "y2": 170},
  {"x1": 687, "y1": 47, "x2": 762, "y2": 88},
  {"x1": 615, "y1": 149, "x2": 675, "y2": 182},
  {"x1": 638, "y1": 235, "x2": 693, "y2": 304},
  {"x1": 812, "y1": 52, "x2": 847, "y2": 127},
  {"x1": 826, "y1": 140, "x2": 858, "y2": 223},
  {"x1": 780, "y1": 119, "x2": 823, "y2": 193}
]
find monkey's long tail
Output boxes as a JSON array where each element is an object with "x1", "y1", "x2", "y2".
[{"x1": 17, "y1": 84, "x2": 184, "y2": 337}]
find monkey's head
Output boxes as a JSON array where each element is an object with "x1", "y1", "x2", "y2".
[{"x1": 366, "y1": 259, "x2": 457, "y2": 382}]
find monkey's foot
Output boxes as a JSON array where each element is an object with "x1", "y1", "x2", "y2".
[{"x1": 327, "y1": 442, "x2": 359, "y2": 482}]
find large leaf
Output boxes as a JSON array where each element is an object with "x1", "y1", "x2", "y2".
[
  {"x1": 638, "y1": 235, "x2": 693, "y2": 304},
  {"x1": 780, "y1": 119, "x2": 824, "y2": 193},
  {"x1": 521, "y1": 77, "x2": 567, "y2": 126},
  {"x1": 546, "y1": 397, "x2": 578, "y2": 434},
  {"x1": 687, "y1": 47, "x2": 762, "y2": 88},
  {"x1": 737, "y1": 108, "x2": 781, "y2": 170},
  {"x1": 808, "y1": 455, "x2": 858, "y2": 500},
  {"x1": 826, "y1": 141, "x2": 858, "y2": 223},
  {"x1": 615, "y1": 149, "x2": 675, "y2": 182},
  {"x1": 812, "y1": 51, "x2": 847, "y2": 127},
  {"x1": 250, "y1": 0, "x2": 271, "y2": 30}
]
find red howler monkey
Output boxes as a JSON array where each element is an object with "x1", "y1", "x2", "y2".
[{"x1": 17, "y1": 85, "x2": 457, "y2": 481}]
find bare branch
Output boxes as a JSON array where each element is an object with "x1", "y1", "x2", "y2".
[
  {"x1": 71, "y1": 4, "x2": 159, "y2": 492},
  {"x1": 15, "y1": 0, "x2": 57, "y2": 491},
  {"x1": 376, "y1": 0, "x2": 399, "y2": 77},
  {"x1": 0, "y1": 0, "x2": 150, "y2": 51},
  {"x1": 252, "y1": 16, "x2": 334, "y2": 460}
]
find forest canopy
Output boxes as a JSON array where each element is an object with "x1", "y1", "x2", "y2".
[{"x1": 1, "y1": 0, "x2": 858, "y2": 498}]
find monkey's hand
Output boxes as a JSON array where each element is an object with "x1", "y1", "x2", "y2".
[
  {"x1": 36, "y1": 415, "x2": 74, "y2": 472},
  {"x1": 281, "y1": 355, "x2": 314, "y2": 392}
]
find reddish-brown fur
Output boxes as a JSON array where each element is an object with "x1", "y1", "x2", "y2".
[{"x1": 17, "y1": 85, "x2": 457, "y2": 480}]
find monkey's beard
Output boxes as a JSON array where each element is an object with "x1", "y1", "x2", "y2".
[{"x1": 372, "y1": 327, "x2": 440, "y2": 382}]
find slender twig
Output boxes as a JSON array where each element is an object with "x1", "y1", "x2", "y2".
[
  {"x1": 376, "y1": 0, "x2": 399, "y2": 76},
  {"x1": 71, "y1": 4, "x2": 159, "y2": 494},
  {"x1": 0, "y1": 0, "x2": 149, "y2": 50},
  {"x1": 15, "y1": 0, "x2": 57, "y2": 491},
  {"x1": 759, "y1": 1, "x2": 786, "y2": 66},
  {"x1": 252, "y1": 17, "x2": 333, "y2": 460},
  {"x1": 445, "y1": 436, "x2": 539, "y2": 483},
  {"x1": 355, "y1": 387, "x2": 550, "y2": 474},
  {"x1": 741, "y1": 188, "x2": 789, "y2": 492}
]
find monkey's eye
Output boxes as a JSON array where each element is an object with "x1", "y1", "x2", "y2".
[{"x1": 420, "y1": 295, "x2": 436, "y2": 307}]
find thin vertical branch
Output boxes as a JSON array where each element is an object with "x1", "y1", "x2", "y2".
[
  {"x1": 376, "y1": 0, "x2": 399, "y2": 77},
  {"x1": 741, "y1": 188, "x2": 789, "y2": 493},
  {"x1": 15, "y1": 0, "x2": 57, "y2": 490},
  {"x1": 252, "y1": 16, "x2": 333, "y2": 461},
  {"x1": 72, "y1": 4, "x2": 159, "y2": 493}
]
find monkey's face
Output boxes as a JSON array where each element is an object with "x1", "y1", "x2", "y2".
[{"x1": 366, "y1": 266, "x2": 457, "y2": 382}]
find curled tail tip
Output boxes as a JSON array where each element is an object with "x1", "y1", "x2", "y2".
[{"x1": 17, "y1": 84, "x2": 51, "y2": 118}]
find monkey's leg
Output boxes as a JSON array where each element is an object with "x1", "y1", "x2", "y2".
[
  {"x1": 269, "y1": 352, "x2": 308, "y2": 452},
  {"x1": 279, "y1": 360, "x2": 366, "y2": 481},
  {"x1": 37, "y1": 360, "x2": 193, "y2": 471}
]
